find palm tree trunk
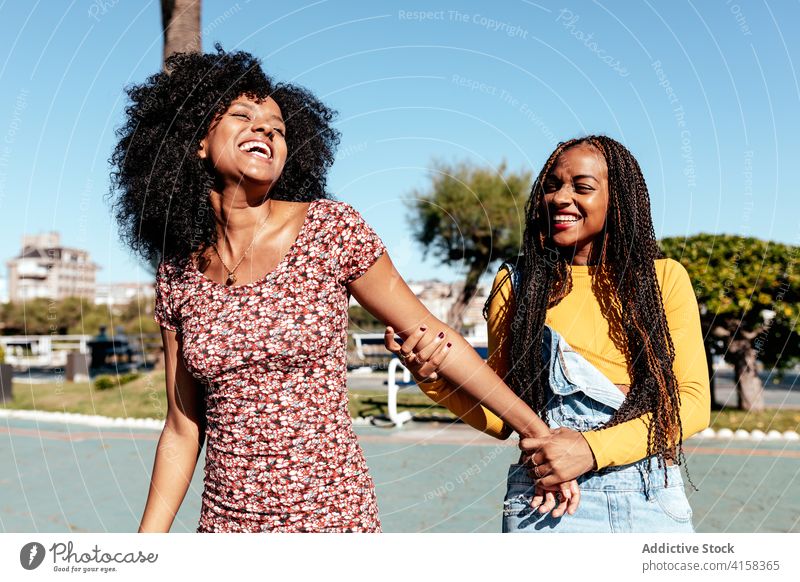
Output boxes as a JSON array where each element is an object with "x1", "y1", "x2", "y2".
[
  {"x1": 729, "y1": 336, "x2": 765, "y2": 411},
  {"x1": 161, "y1": 0, "x2": 201, "y2": 68}
]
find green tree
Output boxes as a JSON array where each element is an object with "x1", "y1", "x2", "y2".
[
  {"x1": 661, "y1": 234, "x2": 800, "y2": 411},
  {"x1": 348, "y1": 305, "x2": 383, "y2": 333},
  {"x1": 58, "y1": 297, "x2": 90, "y2": 332},
  {"x1": 2, "y1": 298, "x2": 58, "y2": 334},
  {"x1": 118, "y1": 297, "x2": 160, "y2": 335},
  {"x1": 0, "y1": 297, "x2": 159, "y2": 337},
  {"x1": 408, "y1": 161, "x2": 531, "y2": 330}
]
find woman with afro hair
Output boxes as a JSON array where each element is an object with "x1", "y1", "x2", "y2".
[
  {"x1": 386, "y1": 136, "x2": 711, "y2": 532},
  {"x1": 109, "y1": 45, "x2": 582, "y2": 533}
]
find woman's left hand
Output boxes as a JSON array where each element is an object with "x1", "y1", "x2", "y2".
[
  {"x1": 519, "y1": 427, "x2": 597, "y2": 488},
  {"x1": 531, "y1": 479, "x2": 581, "y2": 517}
]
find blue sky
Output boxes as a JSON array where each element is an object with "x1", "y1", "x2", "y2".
[{"x1": 0, "y1": 0, "x2": 798, "y2": 289}]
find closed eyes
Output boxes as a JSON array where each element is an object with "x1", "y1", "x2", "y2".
[{"x1": 229, "y1": 112, "x2": 285, "y2": 136}]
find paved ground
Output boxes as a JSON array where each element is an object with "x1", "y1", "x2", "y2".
[
  {"x1": 348, "y1": 368, "x2": 800, "y2": 408},
  {"x1": 1, "y1": 416, "x2": 798, "y2": 533},
  {"x1": 712, "y1": 370, "x2": 800, "y2": 409}
]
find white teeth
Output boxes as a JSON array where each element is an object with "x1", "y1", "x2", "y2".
[
  {"x1": 238, "y1": 141, "x2": 272, "y2": 159},
  {"x1": 553, "y1": 215, "x2": 580, "y2": 223}
]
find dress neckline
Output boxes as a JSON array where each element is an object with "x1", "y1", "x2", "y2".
[{"x1": 191, "y1": 199, "x2": 318, "y2": 289}]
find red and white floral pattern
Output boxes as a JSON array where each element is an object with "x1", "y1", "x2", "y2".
[{"x1": 153, "y1": 199, "x2": 385, "y2": 532}]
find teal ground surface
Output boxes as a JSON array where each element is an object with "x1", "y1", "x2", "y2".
[{"x1": 1, "y1": 418, "x2": 798, "y2": 533}]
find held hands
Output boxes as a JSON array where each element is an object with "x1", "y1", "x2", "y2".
[
  {"x1": 521, "y1": 428, "x2": 596, "y2": 517},
  {"x1": 383, "y1": 325, "x2": 584, "y2": 517},
  {"x1": 534, "y1": 479, "x2": 580, "y2": 518},
  {"x1": 383, "y1": 325, "x2": 451, "y2": 382},
  {"x1": 519, "y1": 427, "x2": 598, "y2": 489}
]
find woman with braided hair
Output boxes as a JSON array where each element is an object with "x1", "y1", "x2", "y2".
[{"x1": 385, "y1": 135, "x2": 710, "y2": 532}]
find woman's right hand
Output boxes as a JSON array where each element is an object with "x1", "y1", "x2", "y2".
[
  {"x1": 384, "y1": 325, "x2": 452, "y2": 382},
  {"x1": 385, "y1": 324, "x2": 581, "y2": 517}
]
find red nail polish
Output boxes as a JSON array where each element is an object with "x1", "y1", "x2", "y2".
[
  {"x1": 420, "y1": 326, "x2": 427, "y2": 331},
  {"x1": 446, "y1": 342, "x2": 452, "y2": 348},
  {"x1": 437, "y1": 331, "x2": 444, "y2": 339}
]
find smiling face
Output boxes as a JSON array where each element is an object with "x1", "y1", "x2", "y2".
[
  {"x1": 198, "y1": 95, "x2": 287, "y2": 190},
  {"x1": 540, "y1": 142, "x2": 610, "y2": 265}
]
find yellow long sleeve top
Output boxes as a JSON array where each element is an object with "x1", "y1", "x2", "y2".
[{"x1": 419, "y1": 258, "x2": 711, "y2": 469}]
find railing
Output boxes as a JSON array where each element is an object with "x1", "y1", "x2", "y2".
[
  {"x1": 0, "y1": 334, "x2": 162, "y2": 369},
  {"x1": 350, "y1": 332, "x2": 391, "y2": 369}
]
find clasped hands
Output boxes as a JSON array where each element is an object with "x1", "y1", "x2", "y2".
[{"x1": 384, "y1": 325, "x2": 597, "y2": 518}]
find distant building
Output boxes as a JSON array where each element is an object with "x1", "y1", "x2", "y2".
[
  {"x1": 94, "y1": 281, "x2": 155, "y2": 307},
  {"x1": 5, "y1": 232, "x2": 100, "y2": 302},
  {"x1": 418, "y1": 280, "x2": 489, "y2": 339}
]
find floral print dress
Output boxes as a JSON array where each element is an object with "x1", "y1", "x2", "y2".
[{"x1": 153, "y1": 199, "x2": 385, "y2": 532}]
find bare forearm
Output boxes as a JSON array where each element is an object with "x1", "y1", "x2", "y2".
[
  {"x1": 433, "y1": 329, "x2": 550, "y2": 439},
  {"x1": 138, "y1": 427, "x2": 203, "y2": 533},
  {"x1": 347, "y1": 254, "x2": 549, "y2": 439}
]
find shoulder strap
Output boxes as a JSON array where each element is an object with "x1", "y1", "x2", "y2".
[{"x1": 499, "y1": 256, "x2": 523, "y2": 298}]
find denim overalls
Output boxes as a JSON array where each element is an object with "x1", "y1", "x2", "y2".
[{"x1": 499, "y1": 262, "x2": 694, "y2": 533}]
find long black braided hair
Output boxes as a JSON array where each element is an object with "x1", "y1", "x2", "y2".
[{"x1": 485, "y1": 135, "x2": 686, "y2": 476}]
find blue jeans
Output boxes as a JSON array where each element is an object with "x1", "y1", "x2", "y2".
[{"x1": 501, "y1": 326, "x2": 694, "y2": 533}]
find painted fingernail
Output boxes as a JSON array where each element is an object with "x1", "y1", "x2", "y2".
[
  {"x1": 437, "y1": 331, "x2": 444, "y2": 339},
  {"x1": 419, "y1": 326, "x2": 427, "y2": 331},
  {"x1": 446, "y1": 342, "x2": 452, "y2": 348}
]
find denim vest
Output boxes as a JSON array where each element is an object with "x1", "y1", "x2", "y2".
[
  {"x1": 499, "y1": 262, "x2": 693, "y2": 534},
  {"x1": 541, "y1": 325, "x2": 625, "y2": 431},
  {"x1": 500, "y1": 259, "x2": 624, "y2": 430}
]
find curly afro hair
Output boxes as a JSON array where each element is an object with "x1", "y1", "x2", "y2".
[{"x1": 108, "y1": 44, "x2": 340, "y2": 267}]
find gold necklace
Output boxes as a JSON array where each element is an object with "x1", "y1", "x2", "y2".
[{"x1": 211, "y1": 203, "x2": 272, "y2": 286}]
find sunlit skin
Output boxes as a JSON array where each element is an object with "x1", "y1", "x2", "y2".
[
  {"x1": 194, "y1": 96, "x2": 310, "y2": 285},
  {"x1": 541, "y1": 142, "x2": 610, "y2": 266},
  {"x1": 198, "y1": 95, "x2": 288, "y2": 192}
]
